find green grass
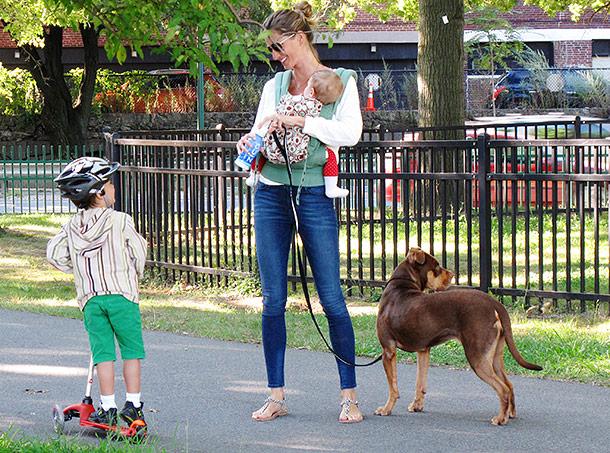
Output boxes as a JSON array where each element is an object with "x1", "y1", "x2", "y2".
[
  {"x1": 0, "y1": 430, "x2": 156, "y2": 452},
  {"x1": 138, "y1": 205, "x2": 609, "y2": 301},
  {"x1": 0, "y1": 213, "x2": 608, "y2": 389}
]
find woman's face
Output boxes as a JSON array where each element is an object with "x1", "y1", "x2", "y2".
[{"x1": 267, "y1": 30, "x2": 302, "y2": 69}]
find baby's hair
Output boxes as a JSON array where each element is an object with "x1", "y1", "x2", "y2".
[{"x1": 310, "y1": 70, "x2": 344, "y2": 105}]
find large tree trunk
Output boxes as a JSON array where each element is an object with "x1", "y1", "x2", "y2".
[
  {"x1": 21, "y1": 24, "x2": 99, "y2": 147},
  {"x1": 417, "y1": 0, "x2": 465, "y2": 131},
  {"x1": 417, "y1": 0, "x2": 465, "y2": 217}
]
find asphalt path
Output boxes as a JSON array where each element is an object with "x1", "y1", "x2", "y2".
[{"x1": 1, "y1": 309, "x2": 609, "y2": 452}]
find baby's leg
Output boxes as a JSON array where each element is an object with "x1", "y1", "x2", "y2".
[
  {"x1": 323, "y1": 148, "x2": 348, "y2": 198},
  {"x1": 246, "y1": 156, "x2": 266, "y2": 187}
]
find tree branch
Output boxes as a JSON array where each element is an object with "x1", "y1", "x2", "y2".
[{"x1": 221, "y1": 0, "x2": 264, "y2": 28}]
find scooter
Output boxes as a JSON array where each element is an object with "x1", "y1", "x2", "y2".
[{"x1": 52, "y1": 355, "x2": 147, "y2": 438}]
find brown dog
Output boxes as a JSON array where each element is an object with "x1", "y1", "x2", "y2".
[{"x1": 375, "y1": 247, "x2": 542, "y2": 425}]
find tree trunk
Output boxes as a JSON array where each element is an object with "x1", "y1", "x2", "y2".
[
  {"x1": 418, "y1": 0, "x2": 465, "y2": 217},
  {"x1": 21, "y1": 24, "x2": 99, "y2": 147},
  {"x1": 417, "y1": 0, "x2": 465, "y2": 131}
]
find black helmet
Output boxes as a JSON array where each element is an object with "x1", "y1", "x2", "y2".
[{"x1": 55, "y1": 157, "x2": 120, "y2": 205}]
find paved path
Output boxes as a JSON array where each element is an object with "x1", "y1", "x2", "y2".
[{"x1": 1, "y1": 309, "x2": 609, "y2": 452}]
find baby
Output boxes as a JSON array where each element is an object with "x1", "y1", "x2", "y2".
[{"x1": 248, "y1": 69, "x2": 349, "y2": 198}]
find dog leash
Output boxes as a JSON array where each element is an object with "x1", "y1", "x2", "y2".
[{"x1": 271, "y1": 129, "x2": 382, "y2": 368}]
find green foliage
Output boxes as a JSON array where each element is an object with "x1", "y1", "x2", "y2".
[
  {"x1": 216, "y1": 73, "x2": 267, "y2": 112},
  {"x1": 0, "y1": 0, "x2": 269, "y2": 74},
  {"x1": 378, "y1": 60, "x2": 399, "y2": 110},
  {"x1": 578, "y1": 71, "x2": 610, "y2": 109},
  {"x1": 0, "y1": 429, "x2": 157, "y2": 452},
  {"x1": 0, "y1": 64, "x2": 42, "y2": 116},
  {"x1": 465, "y1": 6, "x2": 524, "y2": 73},
  {"x1": 526, "y1": 0, "x2": 610, "y2": 20}
]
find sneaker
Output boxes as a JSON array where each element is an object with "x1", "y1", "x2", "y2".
[
  {"x1": 88, "y1": 406, "x2": 118, "y2": 425},
  {"x1": 120, "y1": 401, "x2": 146, "y2": 425}
]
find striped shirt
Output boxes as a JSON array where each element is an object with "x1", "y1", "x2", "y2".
[{"x1": 47, "y1": 207, "x2": 147, "y2": 310}]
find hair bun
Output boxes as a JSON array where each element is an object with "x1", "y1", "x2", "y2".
[{"x1": 295, "y1": 1, "x2": 313, "y2": 19}]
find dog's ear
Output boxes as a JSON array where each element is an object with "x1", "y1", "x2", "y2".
[{"x1": 407, "y1": 247, "x2": 426, "y2": 265}]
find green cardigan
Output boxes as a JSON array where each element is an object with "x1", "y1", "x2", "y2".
[{"x1": 260, "y1": 68, "x2": 356, "y2": 187}]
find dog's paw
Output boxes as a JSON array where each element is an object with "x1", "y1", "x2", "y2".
[
  {"x1": 491, "y1": 415, "x2": 508, "y2": 425},
  {"x1": 374, "y1": 406, "x2": 392, "y2": 416},
  {"x1": 408, "y1": 401, "x2": 424, "y2": 412}
]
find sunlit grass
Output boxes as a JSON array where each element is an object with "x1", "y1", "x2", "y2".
[{"x1": 0, "y1": 213, "x2": 608, "y2": 387}]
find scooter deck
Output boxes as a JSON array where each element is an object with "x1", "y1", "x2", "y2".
[{"x1": 59, "y1": 402, "x2": 146, "y2": 437}]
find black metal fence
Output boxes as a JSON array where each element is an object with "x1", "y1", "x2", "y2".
[{"x1": 106, "y1": 118, "x2": 610, "y2": 315}]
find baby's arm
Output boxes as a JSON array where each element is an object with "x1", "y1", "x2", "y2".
[{"x1": 46, "y1": 227, "x2": 73, "y2": 273}]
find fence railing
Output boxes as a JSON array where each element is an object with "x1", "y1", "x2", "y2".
[
  {"x1": 105, "y1": 122, "x2": 610, "y2": 315},
  {"x1": 0, "y1": 142, "x2": 104, "y2": 214}
]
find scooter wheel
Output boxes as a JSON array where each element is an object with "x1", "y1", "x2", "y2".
[{"x1": 52, "y1": 404, "x2": 65, "y2": 434}]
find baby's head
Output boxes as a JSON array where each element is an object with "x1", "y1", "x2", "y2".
[{"x1": 305, "y1": 70, "x2": 344, "y2": 105}]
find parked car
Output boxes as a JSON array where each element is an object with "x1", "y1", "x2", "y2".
[{"x1": 492, "y1": 69, "x2": 585, "y2": 108}]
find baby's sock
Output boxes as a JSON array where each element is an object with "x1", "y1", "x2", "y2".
[
  {"x1": 100, "y1": 394, "x2": 117, "y2": 411},
  {"x1": 245, "y1": 171, "x2": 258, "y2": 187},
  {"x1": 126, "y1": 392, "x2": 142, "y2": 408},
  {"x1": 324, "y1": 176, "x2": 349, "y2": 198}
]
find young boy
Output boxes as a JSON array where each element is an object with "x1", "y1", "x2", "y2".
[
  {"x1": 47, "y1": 156, "x2": 148, "y2": 428},
  {"x1": 248, "y1": 69, "x2": 349, "y2": 198}
]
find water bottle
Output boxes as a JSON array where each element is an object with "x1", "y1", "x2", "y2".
[{"x1": 235, "y1": 125, "x2": 268, "y2": 170}]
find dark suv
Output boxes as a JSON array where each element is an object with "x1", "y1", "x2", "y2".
[{"x1": 492, "y1": 69, "x2": 584, "y2": 108}]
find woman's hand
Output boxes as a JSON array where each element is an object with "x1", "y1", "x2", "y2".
[
  {"x1": 275, "y1": 115, "x2": 306, "y2": 129},
  {"x1": 236, "y1": 131, "x2": 256, "y2": 153}
]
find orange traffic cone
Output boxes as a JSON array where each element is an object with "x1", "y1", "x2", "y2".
[{"x1": 365, "y1": 83, "x2": 376, "y2": 111}]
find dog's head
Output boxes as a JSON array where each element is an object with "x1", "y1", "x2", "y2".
[{"x1": 392, "y1": 247, "x2": 454, "y2": 291}]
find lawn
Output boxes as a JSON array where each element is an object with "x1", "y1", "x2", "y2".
[{"x1": 0, "y1": 213, "x2": 608, "y2": 387}]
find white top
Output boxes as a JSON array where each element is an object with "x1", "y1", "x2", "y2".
[
  {"x1": 252, "y1": 72, "x2": 363, "y2": 184},
  {"x1": 47, "y1": 208, "x2": 147, "y2": 310}
]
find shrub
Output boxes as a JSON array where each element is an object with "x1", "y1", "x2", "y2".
[{"x1": 0, "y1": 64, "x2": 42, "y2": 116}]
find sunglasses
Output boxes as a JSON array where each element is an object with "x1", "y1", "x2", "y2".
[{"x1": 267, "y1": 33, "x2": 296, "y2": 54}]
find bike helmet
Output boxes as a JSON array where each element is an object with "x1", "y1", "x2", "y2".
[{"x1": 54, "y1": 157, "x2": 120, "y2": 205}]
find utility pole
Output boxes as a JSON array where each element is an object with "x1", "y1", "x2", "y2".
[{"x1": 197, "y1": 62, "x2": 205, "y2": 129}]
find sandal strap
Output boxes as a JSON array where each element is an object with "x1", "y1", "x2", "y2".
[
  {"x1": 340, "y1": 398, "x2": 359, "y2": 408},
  {"x1": 262, "y1": 396, "x2": 286, "y2": 410},
  {"x1": 340, "y1": 398, "x2": 359, "y2": 415}
]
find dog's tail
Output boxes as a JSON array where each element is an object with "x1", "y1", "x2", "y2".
[{"x1": 492, "y1": 298, "x2": 543, "y2": 371}]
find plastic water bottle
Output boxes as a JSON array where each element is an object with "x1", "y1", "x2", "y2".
[{"x1": 235, "y1": 125, "x2": 268, "y2": 170}]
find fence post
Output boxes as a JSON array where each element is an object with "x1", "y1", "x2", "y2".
[
  {"x1": 574, "y1": 115, "x2": 581, "y2": 139},
  {"x1": 477, "y1": 133, "x2": 492, "y2": 293},
  {"x1": 104, "y1": 132, "x2": 122, "y2": 212}
]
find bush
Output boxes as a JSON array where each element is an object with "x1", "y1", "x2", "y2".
[{"x1": 0, "y1": 64, "x2": 42, "y2": 116}]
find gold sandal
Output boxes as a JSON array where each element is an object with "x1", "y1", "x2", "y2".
[
  {"x1": 251, "y1": 397, "x2": 288, "y2": 422},
  {"x1": 339, "y1": 399, "x2": 363, "y2": 424}
]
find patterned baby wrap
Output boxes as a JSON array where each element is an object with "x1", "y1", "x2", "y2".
[{"x1": 262, "y1": 94, "x2": 323, "y2": 164}]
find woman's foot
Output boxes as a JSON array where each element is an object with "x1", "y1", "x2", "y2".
[
  {"x1": 252, "y1": 389, "x2": 287, "y2": 422},
  {"x1": 339, "y1": 389, "x2": 363, "y2": 424}
]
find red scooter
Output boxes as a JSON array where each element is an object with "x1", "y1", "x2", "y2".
[{"x1": 52, "y1": 356, "x2": 146, "y2": 438}]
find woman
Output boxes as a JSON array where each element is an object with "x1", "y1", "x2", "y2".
[{"x1": 236, "y1": 1, "x2": 363, "y2": 424}]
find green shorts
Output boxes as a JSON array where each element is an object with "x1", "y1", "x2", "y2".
[{"x1": 83, "y1": 294, "x2": 145, "y2": 365}]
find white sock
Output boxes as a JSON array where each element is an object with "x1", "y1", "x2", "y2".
[
  {"x1": 126, "y1": 392, "x2": 142, "y2": 408},
  {"x1": 245, "y1": 171, "x2": 258, "y2": 187},
  {"x1": 100, "y1": 394, "x2": 117, "y2": 411},
  {"x1": 324, "y1": 176, "x2": 349, "y2": 198}
]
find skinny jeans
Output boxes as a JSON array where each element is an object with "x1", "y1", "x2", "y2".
[{"x1": 254, "y1": 182, "x2": 356, "y2": 389}]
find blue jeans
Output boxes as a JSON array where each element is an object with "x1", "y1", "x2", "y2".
[{"x1": 254, "y1": 182, "x2": 356, "y2": 390}]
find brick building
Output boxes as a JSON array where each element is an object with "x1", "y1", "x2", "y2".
[{"x1": 0, "y1": 2, "x2": 609, "y2": 72}]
